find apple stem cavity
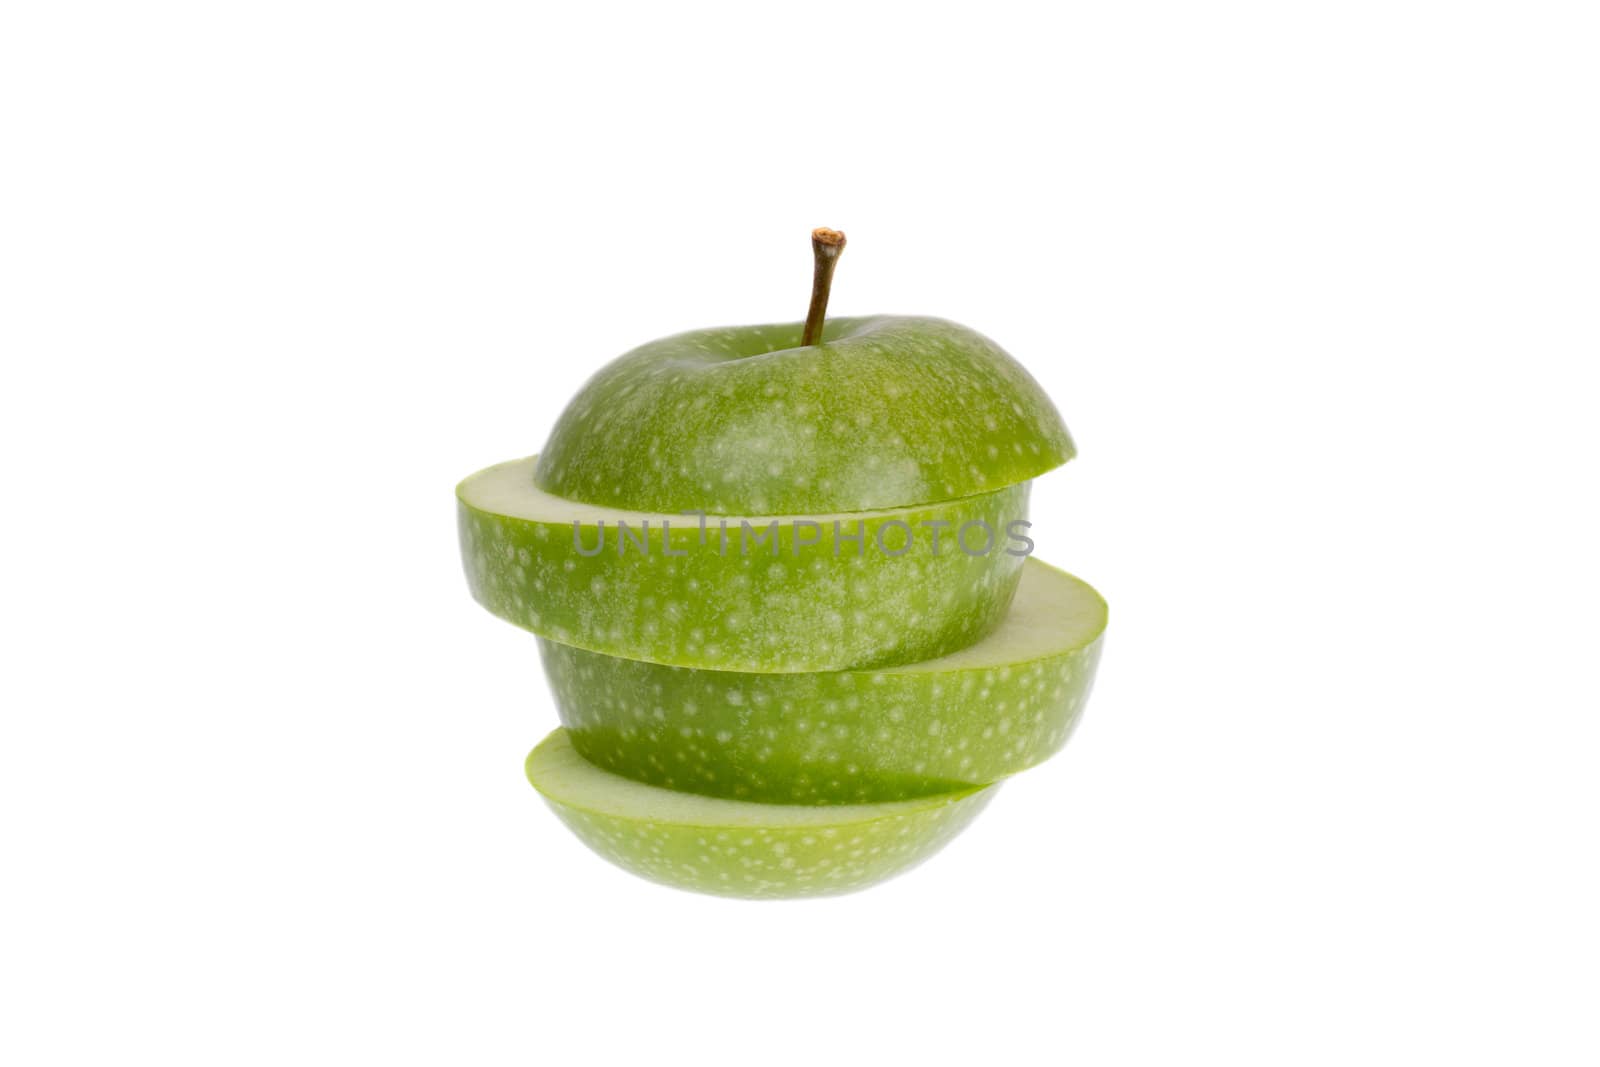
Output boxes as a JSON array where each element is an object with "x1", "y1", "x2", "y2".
[{"x1": 801, "y1": 227, "x2": 847, "y2": 347}]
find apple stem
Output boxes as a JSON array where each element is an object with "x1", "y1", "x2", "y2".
[{"x1": 801, "y1": 228, "x2": 847, "y2": 346}]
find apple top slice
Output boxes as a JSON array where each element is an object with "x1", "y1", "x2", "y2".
[{"x1": 533, "y1": 316, "x2": 1074, "y2": 515}]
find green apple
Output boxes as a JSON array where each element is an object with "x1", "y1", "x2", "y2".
[
  {"x1": 460, "y1": 455, "x2": 1030, "y2": 672},
  {"x1": 461, "y1": 232, "x2": 1106, "y2": 898},
  {"x1": 533, "y1": 316, "x2": 1074, "y2": 515},
  {"x1": 540, "y1": 558, "x2": 1105, "y2": 803},
  {"x1": 526, "y1": 728, "x2": 995, "y2": 899}
]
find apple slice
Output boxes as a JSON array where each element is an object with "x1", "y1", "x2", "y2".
[
  {"x1": 459, "y1": 455, "x2": 1030, "y2": 673},
  {"x1": 527, "y1": 728, "x2": 995, "y2": 899},
  {"x1": 534, "y1": 316, "x2": 1074, "y2": 515},
  {"x1": 540, "y1": 558, "x2": 1105, "y2": 803}
]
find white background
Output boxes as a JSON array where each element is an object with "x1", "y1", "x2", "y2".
[{"x1": 3, "y1": 2, "x2": 1597, "y2": 1063}]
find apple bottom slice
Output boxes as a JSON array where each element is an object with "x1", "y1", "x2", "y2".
[
  {"x1": 458, "y1": 455, "x2": 1028, "y2": 673},
  {"x1": 527, "y1": 729, "x2": 995, "y2": 899},
  {"x1": 541, "y1": 558, "x2": 1106, "y2": 804}
]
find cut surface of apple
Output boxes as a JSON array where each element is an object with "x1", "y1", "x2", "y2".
[
  {"x1": 540, "y1": 558, "x2": 1105, "y2": 803},
  {"x1": 527, "y1": 728, "x2": 994, "y2": 899},
  {"x1": 460, "y1": 455, "x2": 1029, "y2": 672},
  {"x1": 533, "y1": 316, "x2": 1074, "y2": 515}
]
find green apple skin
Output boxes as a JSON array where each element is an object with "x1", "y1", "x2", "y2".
[
  {"x1": 527, "y1": 729, "x2": 994, "y2": 899},
  {"x1": 459, "y1": 456, "x2": 1029, "y2": 673},
  {"x1": 539, "y1": 559, "x2": 1105, "y2": 803},
  {"x1": 533, "y1": 316, "x2": 1074, "y2": 515}
]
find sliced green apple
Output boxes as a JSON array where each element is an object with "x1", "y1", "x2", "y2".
[
  {"x1": 540, "y1": 558, "x2": 1105, "y2": 803},
  {"x1": 534, "y1": 316, "x2": 1074, "y2": 515},
  {"x1": 460, "y1": 455, "x2": 1029, "y2": 672},
  {"x1": 527, "y1": 728, "x2": 995, "y2": 899}
]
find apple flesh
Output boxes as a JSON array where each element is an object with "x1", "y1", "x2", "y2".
[
  {"x1": 460, "y1": 455, "x2": 1029, "y2": 672},
  {"x1": 526, "y1": 728, "x2": 995, "y2": 899},
  {"x1": 540, "y1": 559, "x2": 1105, "y2": 803},
  {"x1": 534, "y1": 316, "x2": 1075, "y2": 515}
]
